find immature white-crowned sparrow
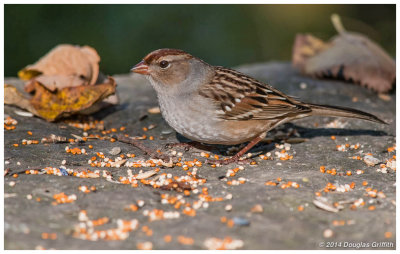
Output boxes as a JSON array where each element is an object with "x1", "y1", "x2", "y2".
[{"x1": 131, "y1": 48, "x2": 385, "y2": 164}]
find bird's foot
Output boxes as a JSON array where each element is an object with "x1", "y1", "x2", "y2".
[{"x1": 205, "y1": 155, "x2": 253, "y2": 165}]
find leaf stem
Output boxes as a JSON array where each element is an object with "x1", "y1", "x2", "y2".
[{"x1": 331, "y1": 14, "x2": 346, "y2": 34}]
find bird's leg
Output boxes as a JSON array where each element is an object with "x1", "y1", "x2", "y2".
[
  {"x1": 114, "y1": 134, "x2": 171, "y2": 162},
  {"x1": 206, "y1": 133, "x2": 266, "y2": 165},
  {"x1": 165, "y1": 141, "x2": 215, "y2": 151}
]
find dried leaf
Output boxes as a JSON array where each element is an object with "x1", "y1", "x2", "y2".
[
  {"x1": 19, "y1": 44, "x2": 100, "y2": 91},
  {"x1": 292, "y1": 14, "x2": 395, "y2": 93},
  {"x1": 5, "y1": 77, "x2": 117, "y2": 121},
  {"x1": 8, "y1": 44, "x2": 119, "y2": 121},
  {"x1": 4, "y1": 84, "x2": 38, "y2": 115},
  {"x1": 25, "y1": 75, "x2": 88, "y2": 93},
  {"x1": 32, "y1": 77, "x2": 116, "y2": 121}
]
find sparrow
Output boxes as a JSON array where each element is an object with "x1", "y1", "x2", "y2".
[{"x1": 131, "y1": 48, "x2": 385, "y2": 165}]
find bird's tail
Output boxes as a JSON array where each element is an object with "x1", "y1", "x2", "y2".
[{"x1": 307, "y1": 103, "x2": 386, "y2": 124}]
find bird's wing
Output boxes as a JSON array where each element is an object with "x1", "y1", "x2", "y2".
[{"x1": 198, "y1": 67, "x2": 312, "y2": 121}]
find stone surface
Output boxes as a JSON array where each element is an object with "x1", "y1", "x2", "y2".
[{"x1": 4, "y1": 62, "x2": 396, "y2": 250}]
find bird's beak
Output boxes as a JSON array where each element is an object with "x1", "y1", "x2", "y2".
[{"x1": 131, "y1": 61, "x2": 150, "y2": 75}]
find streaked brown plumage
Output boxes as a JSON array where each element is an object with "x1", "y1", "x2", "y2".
[{"x1": 131, "y1": 48, "x2": 385, "y2": 164}]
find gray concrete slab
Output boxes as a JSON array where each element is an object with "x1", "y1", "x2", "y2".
[{"x1": 4, "y1": 62, "x2": 396, "y2": 250}]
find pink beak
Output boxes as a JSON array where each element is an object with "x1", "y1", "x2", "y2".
[{"x1": 131, "y1": 60, "x2": 150, "y2": 75}]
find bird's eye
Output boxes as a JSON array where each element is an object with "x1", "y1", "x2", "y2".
[{"x1": 159, "y1": 60, "x2": 170, "y2": 69}]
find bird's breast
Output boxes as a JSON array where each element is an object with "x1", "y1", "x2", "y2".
[{"x1": 157, "y1": 94, "x2": 271, "y2": 145}]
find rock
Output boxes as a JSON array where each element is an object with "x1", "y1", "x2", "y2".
[{"x1": 4, "y1": 63, "x2": 395, "y2": 250}]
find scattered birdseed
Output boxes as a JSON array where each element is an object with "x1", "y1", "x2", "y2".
[
  {"x1": 177, "y1": 235, "x2": 194, "y2": 245},
  {"x1": 137, "y1": 200, "x2": 145, "y2": 207},
  {"x1": 137, "y1": 241, "x2": 153, "y2": 250},
  {"x1": 52, "y1": 192, "x2": 77, "y2": 205},
  {"x1": 384, "y1": 232, "x2": 393, "y2": 238},
  {"x1": 250, "y1": 204, "x2": 263, "y2": 213},
  {"x1": 164, "y1": 235, "x2": 172, "y2": 243},
  {"x1": 325, "y1": 119, "x2": 348, "y2": 129},
  {"x1": 323, "y1": 229, "x2": 334, "y2": 238},
  {"x1": 41, "y1": 232, "x2": 57, "y2": 240},
  {"x1": 386, "y1": 159, "x2": 396, "y2": 170},
  {"x1": 4, "y1": 116, "x2": 18, "y2": 131},
  {"x1": 299, "y1": 82, "x2": 307, "y2": 89},
  {"x1": 387, "y1": 145, "x2": 396, "y2": 153},
  {"x1": 225, "y1": 204, "x2": 232, "y2": 211},
  {"x1": 73, "y1": 210, "x2": 138, "y2": 241},
  {"x1": 78, "y1": 185, "x2": 96, "y2": 193},
  {"x1": 147, "y1": 106, "x2": 160, "y2": 114},
  {"x1": 204, "y1": 237, "x2": 244, "y2": 250},
  {"x1": 9, "y1": 181, "x2": 16, "y2": 187}
]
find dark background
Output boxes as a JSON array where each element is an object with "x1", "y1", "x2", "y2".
[{"x1": 4, "y1": 4, "x2": 396, "y2": 76}]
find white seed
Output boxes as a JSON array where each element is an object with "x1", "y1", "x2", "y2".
[
  {"x1": 299, "y1": 82, "x2": 307, "y2": 89},
  {"x1": 225, "y1": 204, "x2": 232, "y2": 211},
  {"x1": 323, "y1": 229, "x2": 334, "y2": 238}
]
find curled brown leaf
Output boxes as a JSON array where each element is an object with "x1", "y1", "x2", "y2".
[
  {"x1": 19, "y1": 44, "x2": 100, "y2": 91},
  {"x1": 292, "y1": 14, "x2": 395, "y2": 93}
]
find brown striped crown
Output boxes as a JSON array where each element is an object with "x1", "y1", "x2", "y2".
[{"x1": 143, "y1": 48, "x2": 193, "y2": 64}]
